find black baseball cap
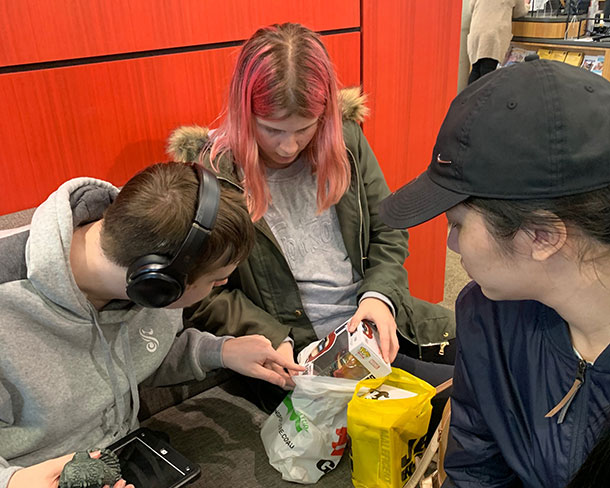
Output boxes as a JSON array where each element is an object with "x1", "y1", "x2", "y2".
[{"x1": 380, "y1": 59, "x2": 610, "y2": 229}]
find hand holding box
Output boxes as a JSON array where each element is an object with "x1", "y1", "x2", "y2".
[{"x1": 297, "y1": 319, "x2": 392, "y2": 380}]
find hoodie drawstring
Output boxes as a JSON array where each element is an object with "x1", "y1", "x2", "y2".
[
  {"x1": 120, "y1": 322, "x2": 140, "y2": 430},
  {"x1": 91, "y1": 310, "x2": 140, "y2": 436}
]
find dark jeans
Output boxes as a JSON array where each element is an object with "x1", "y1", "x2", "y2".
[{"x1": 468, "y1": 57, "x2": 499, "y2": 85}]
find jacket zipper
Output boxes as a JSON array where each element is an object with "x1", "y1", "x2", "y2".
[
  {"x1": 567, "y1": 359, "x2": 590, "y2": 476},
  {"x1": 346, "y1": 146, "x2": 365, "y2": 276},
  {"x1": 545, "y1": 359, "x2": 586, "y2": 423}
]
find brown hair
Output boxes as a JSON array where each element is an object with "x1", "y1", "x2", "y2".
[{"x1": 100, "y1": 162, "x2": 254, "y2": 283}]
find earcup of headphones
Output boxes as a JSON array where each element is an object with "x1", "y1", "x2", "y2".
[{"x1": 126, "y1": 255, "x2": 186, "y2": 308}]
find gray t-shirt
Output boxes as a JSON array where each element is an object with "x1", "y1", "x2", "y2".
[{"x1": 264, "y1": 158, "x2": 362, "y2": 339}]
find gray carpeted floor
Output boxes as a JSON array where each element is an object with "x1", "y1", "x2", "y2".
[{"x1": 142, "y1": 378, "x2": 353, "y2": 487}]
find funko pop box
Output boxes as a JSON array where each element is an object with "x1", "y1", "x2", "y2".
[{"x1": 297, "y1": 320, "x2": 392, "y2": 380}]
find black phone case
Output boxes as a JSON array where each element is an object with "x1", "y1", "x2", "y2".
[{"x1": 107, "y1": 427, "x2": 201, "y2": 488}]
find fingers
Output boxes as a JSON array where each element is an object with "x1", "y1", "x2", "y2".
[
  {"x1": 286, "y1": 368, "x2": 302, "y2": 377},
  {"x1": 374, "y1": 316, "x2": 399, "y2": 363},
  {"x1": 223, "y1": 335, "x2": 306, "y2": 387},
  {"x1": 377, "y1": 325, "x2": 399, "y2": 363},
  {"x1": 390, "y1": 333, "x2": 399, "y2": 362},
  {"x1": 270, "y1": 363, "x2": 297, "y2": 389},
  {"x1": 9, "y1": 452, "x2": 76, "y2": 488},
  {"x1": 110, "y1": 480, "x2": 133, "y2": 488},
  {"x1": 347, "y1": 313, "x2": 361, "y2": 333},
  {"x1": 255, "y1": 364, "x2": 288, "y2": 388},
  {"x1": 97, "y1": 456, "x2": 133, "y2": 488},
  {"x1": 267, "y1": 350, "x2": 305, "y2": 372},
  {"x1": 44, "y1": 452, "x2": 76, "y2": 474},
  {"x1": 353, "y1": 298, "x2": 399, "y2": 363},
  {"x1": 377, "y1": 326, "x2": 392, "y2": 363},
  {"x1": 283, "y1": 372, "x2": 297, "y2": 389},
  {"x1": 104, "y1": 481, "x2": 132, "y2": 488},
  {"x1": 54, "y1": 452, "x2": 77, "y2": 465}
]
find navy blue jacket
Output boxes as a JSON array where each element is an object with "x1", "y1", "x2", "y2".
[{"x1": 443, "y1": 282, "x2": 610, "y2": 487}]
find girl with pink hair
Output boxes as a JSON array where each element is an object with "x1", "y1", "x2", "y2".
[{"x1": 168, "y1": 22, "x2": 454, "y2": 412}]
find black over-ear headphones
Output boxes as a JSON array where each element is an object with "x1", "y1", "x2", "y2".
[{"x1": 125, "y1": 164, "x2": 220, "y2": 308}]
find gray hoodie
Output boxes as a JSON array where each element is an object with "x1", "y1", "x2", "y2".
[{"x1": 0, "y1": 177, "x2": 226, "y2": 486}]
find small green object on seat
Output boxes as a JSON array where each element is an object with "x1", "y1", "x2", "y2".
[{"x1": 58, "y1": 449, "x2": 122, "y2": 488}]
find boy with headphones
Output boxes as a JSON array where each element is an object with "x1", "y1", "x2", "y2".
[{"x1": 0, "y1": 162, "x2": 302, "y2": 488}]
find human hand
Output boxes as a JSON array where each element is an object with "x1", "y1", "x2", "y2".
[
  {"x1": 8, "y1": 451, "x2": 134, "y2": 488},
  {"x1": 274, "y1": 341, "x2": 301, "y2": 389},
  {"x1": 348, "y1": 297, "x2": 399, "y2": 363},
  {"x1": 222, "y1": 335, "x2": 305, "y2": 389}
]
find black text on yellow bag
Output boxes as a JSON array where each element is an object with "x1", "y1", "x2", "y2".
[{"x1": 347, "y1": 367, "x2": 436, "y2": 488}]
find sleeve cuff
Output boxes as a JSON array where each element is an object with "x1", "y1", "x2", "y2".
[
  {"x1": 2, "y1": 466, "x2": 23, "y2": 488},
  {"x1": 360, "y1": 291, "x2": 396, "y2": 317},
  {"x1": 198, "y1": 334, "x2": 233, "y2": 371}
]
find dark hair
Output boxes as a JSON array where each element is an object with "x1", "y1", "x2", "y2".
[
  {"x1": 465, "y1": 185, "x2": 610, "y2": 263},
  {"x1": 100, "y1": 162, "x2": 254, "y2": 283}
]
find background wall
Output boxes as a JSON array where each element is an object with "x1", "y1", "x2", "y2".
[{"x1": 0, "y1": 0, "x2": 462, "y2": 302}]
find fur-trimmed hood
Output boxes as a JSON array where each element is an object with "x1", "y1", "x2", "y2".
[{"x1": 166, "y1": 87, "x2": 369, "y2": 163}]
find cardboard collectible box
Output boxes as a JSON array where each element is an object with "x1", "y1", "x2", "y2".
[{"x1": 297, "y1": 320, "x2": 391, "y2": 380}]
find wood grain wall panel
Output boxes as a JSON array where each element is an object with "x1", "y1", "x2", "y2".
[
  {"x1": 0, "y1": 33, "x2": 360, "y2": 215},
  {"x1": 319, "y1": 32, "x2": 361, "y2": 88},
  {"x1": 0, "y1": 0, "x2": 359, "y2": 67},
  {"x1": 362, "y1": 0, "x2": 462, "y2": 302}
]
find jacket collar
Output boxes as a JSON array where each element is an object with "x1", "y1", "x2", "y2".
[{"x1": 166, "y1": 87, "x2": 368, "y2": 164}]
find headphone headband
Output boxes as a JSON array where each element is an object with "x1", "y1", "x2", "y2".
[
  {"x1": 163, "y1": 165, "x2": 220, "y2": 278},
  {"x1": 125, "y1": 164, "x2": 220, "y2": 308}
]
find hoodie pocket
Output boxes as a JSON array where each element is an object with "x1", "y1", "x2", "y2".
[{"x1": 0, "y1": 382, "x2": 14, "y2": 426}]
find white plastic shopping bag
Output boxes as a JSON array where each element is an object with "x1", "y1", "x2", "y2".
[{"x1": 260, "y1": 375, "x2": 357, "y2": 484}]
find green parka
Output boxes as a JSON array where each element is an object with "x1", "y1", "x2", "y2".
[{"x1": 167, "y1": 88, "x2": 455, "y2": 353}]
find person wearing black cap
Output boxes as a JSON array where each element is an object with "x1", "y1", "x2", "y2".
[{"x1": 380, "y1": 59, "x2": 610, "y2": 487}]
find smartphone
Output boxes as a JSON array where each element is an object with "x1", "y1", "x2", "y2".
[{"x1": 107, "y1": 427, "x2": 201, "y2": 488}]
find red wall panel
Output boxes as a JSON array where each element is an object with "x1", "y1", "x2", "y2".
[
  {"x1": 0, "y1": 33, "x2": 360, "y2": 214},
  {"x1": 362, "y1": 0, "x2": 462, "y2": 302},
  {"x1": 0, "y1": 0, "x2": 463, "y2": 302},
  {"x1": 0, "y1": 0, "x2": 359, "y2": 67}
]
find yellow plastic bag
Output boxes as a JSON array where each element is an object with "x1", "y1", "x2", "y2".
[{"x1": 347, "y1": 367, "x2": 436, "y2": 488}]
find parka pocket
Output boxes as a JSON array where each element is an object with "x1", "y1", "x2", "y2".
[
  {"x1": 0, "y1": 381, "x2": 14, "y2": 426},
  {"x1": 408, "y1": 296, "x2": 456, "y2": 345}
]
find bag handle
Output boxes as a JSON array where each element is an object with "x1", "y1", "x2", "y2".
[
  {"x1": 403, "y1": 379, "x2": 453, "y2": 488},
  {"x1": 435, "y1": 378, "x2": 453, "y2": 395},
  {"x1": 437, "y1": 399, "x2": 452, "y2": 484}
]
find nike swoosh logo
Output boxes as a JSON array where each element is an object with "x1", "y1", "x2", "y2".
[{"x1": 437, "y1": 154, "x2": 452, "y2": 165}]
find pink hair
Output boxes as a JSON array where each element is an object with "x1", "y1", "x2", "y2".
[{"x1": 209, "y1": 23, "x2": 350, "y2": 222}]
